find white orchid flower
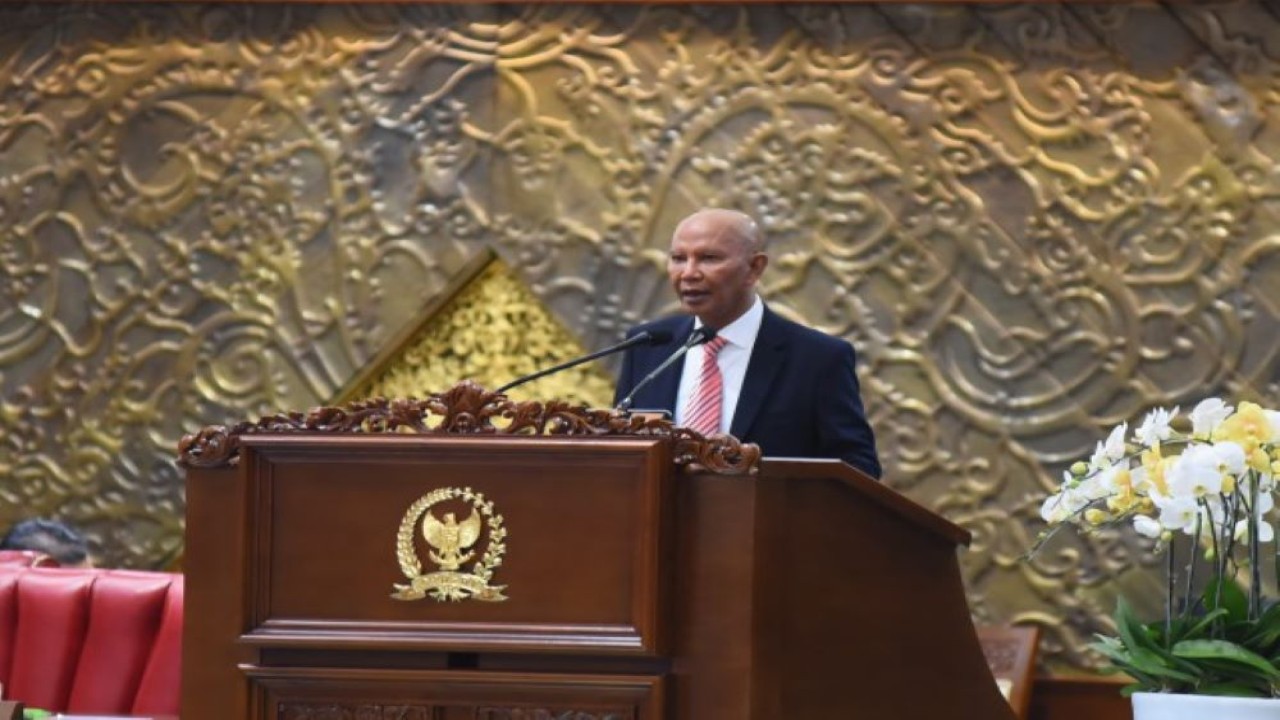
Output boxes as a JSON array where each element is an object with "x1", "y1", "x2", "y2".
[
  {"x1": 1166, "y1": 445, "x2": 1224, "y2": 499},
  {"x1": 1130, "y1": 464, "x2": 1158, "y2": 499},
  {"x1": 1257, "y1": 491, "x2": 1275, "y2": 516},
  {"x1": 1210, "y1": 441, "x2": 1247, "y2": 476},
  {"x1": 1075, "y1": 468, "x2": 1116, "y2": 502},
  {"x1": 1135, "y1": 406, "x2": 1179, "y2": 447},
  {"x1": 1088, "y1": 440, "x2": 1112, "y2": 473},
  {"x1": 1256, "y1": 521, "x2": 1273, "y2": 543},
  {"x1": 1103, "y1": 423, "x2": 1128, "y2": 463},
  {"x1": 1040, "y1": 493, "x2": 1069, "y2": 523},
  {"x1": 1133, "y1": 514, "x2": 1163, "y2": 538},
  {"x1": 1200, "y1": 494, "x2": 1229, "y2": 527},
  {"x1": 1040, "y1": 489, "x2": 1089, "y2": 524},
  {"x1": 1234, "y1": 518, "x2": 1275, "y2": 543},
  {"x1": 1226, "y1": 486, "x2": 1276, "y2": 542},
  {"x1": 1156, "y1": 495, "x2": 1201, "y2": 533},
  {"x1": 1190, "y1": 398, "x2": 1233, "y2": 438},
  {"x1": 1056, "y1": 468, "x2": 1074, "y2": 490},
  {"x1": 1095, "y1": 463, "x2": 1137, "y2": 498}
]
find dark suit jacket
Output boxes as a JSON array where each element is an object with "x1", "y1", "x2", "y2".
[{"x1": 613, "y1": 307, "x2": 882, "y2": 478}]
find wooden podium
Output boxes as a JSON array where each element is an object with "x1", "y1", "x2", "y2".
[{"x1": 180, "y1": 384, "x2": 1014, "y2": 720}]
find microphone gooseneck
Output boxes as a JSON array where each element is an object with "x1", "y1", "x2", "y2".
[
  {"x1": 496, "y1": 329, "x2": 673, "y2": 395},
  {"x1": 615, "y1": 326, "x2": 718, "y2": 412}
]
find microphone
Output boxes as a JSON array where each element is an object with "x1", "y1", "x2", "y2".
[
  {"x1": 496, "y1": 329, "x2": 674, "y2": 395},
  {"x1": 615, "y1": 326, "x2": 717, "y2": 412}
]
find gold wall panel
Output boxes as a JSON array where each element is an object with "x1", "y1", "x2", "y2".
[
  {"x1": 337, "y1": 250, "x2": 615, "y2": 407},
  {"x1": 3, "y1": 2, "x2": 1280, "y2": 671}
]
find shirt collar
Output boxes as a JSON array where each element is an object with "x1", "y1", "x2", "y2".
[{"x1": 693, "y1": 295, "x2": 764, "y2": 350}]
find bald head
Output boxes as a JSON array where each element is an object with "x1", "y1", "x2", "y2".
[
  {"x1": 673, "y1": 208, "x2": 765, "y2": 256},
  {"x1": 667, "y1": 208, "x2": 768, "y2": 329}
]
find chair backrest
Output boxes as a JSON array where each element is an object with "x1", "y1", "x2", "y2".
[
  {"x1": 0, "y1": 567, "x2": 182, "y2": 715},
  {"x1": 0, "y1": 550, "x2": 57, "y2": 568},
  {"x1": 977, "y1": 623, "x2": 1040, "y2": 720}
]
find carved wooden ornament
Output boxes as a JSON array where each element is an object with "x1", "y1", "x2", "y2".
[{"x1": 178, "y1": 380, "x2": 761, "y2": 475}]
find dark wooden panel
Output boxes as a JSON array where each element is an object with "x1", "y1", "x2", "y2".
[
  {"x1": 670, "y1": 473, "x2": 760, "y2": 718},
  {"x1": 668, "y1": 461, "x2": 1013, "y2": 720},
  {"x1": 242, "y1": 435, "x2": 672, "y2": 655},
  {"x1": 1030, "y1": 677, "x2": 1130, "y2": 720},
  {"x1": 183, "y1": 466, "x2": 253, "y2": 720},
  {"x1": 753, "y1": 461, "x2": 1013, "y2": 720},
  {"x1": 245, "y1": 666, "x2": 664, "y2": 720}
]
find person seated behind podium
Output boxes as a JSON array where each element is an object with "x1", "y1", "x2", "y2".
[
  {"x1": 0, "y1": 517, "x2": 94, "y2": 568},
  {"x1": 613, "y1": 208, "x2": 882, "y2": 478}
]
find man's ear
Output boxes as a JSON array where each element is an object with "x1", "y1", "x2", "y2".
[{"x1": 749, "y1": 253, "x2": 769, "y2": 280}]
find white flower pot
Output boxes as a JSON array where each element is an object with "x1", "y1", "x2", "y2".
[{"x1": 1132, "y1": 692, "x2": 1280, "y2": 719}]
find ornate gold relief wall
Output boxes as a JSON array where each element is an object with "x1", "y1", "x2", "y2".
[
  {"x1": 3, "y1": 2, "x2": 1280, "y2": 671},
  {"x1": 337, "y1": 250, "x2": 615, "y2": 407}
]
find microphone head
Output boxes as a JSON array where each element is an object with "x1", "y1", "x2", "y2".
[
  {"x1": 690, "y1": 326, "x2": 718, "y2": 345},
  {"x1": 643, "y1": 329, "x2": 674, "y2": 345}
]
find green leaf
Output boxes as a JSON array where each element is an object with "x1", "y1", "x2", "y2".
[
  {"x1": 1129, "y1": 646, "x2": 1201, "y2": 684},
  {"x1": 1194, "y1": 683, "x2": 1270, "y2": 698},
  {"x1": 1179, "y1": 608, "x2": 1229, "y2": 642},
  {"x1": 1246, "y1": 603, "x2": 1280, "y2": 650},
  {"x1": 1090, "y1": 640, "x2": 1132, "y2": 665},
  {"x1": 1116, "y1": 597, "x2": 1162, "y2": 654},
  {"x1": 1092, "y1": 634, "x2": 1127, "y2": 652},
  {"x1": 1172, "y1": 639, "x2": 1280, "y2": 678},
  {"x1": 1203, "y1": 577, "x2": 1249, "y2": 624},
  {"x1": 1188, "y1": 658, "x2": 1277, "y2": 686},
  {"x1": 1091, "y1": 640, "x2": 1193, "y2": 687}
]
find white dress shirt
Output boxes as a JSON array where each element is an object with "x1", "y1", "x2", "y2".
[{"x1": 674, "y1": 295, "x2": 765, "y2": 434}]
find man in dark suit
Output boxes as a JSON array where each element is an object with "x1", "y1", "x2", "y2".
[{"x1": 614, "y1": 209, "x2": 881, "y2": 478}]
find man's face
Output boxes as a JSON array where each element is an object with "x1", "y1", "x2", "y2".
[{"x1": 667, "y1": 215, "x2": 767, "y2": 330}]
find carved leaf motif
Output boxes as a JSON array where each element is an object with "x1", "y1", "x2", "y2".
[{"x1": 178, "y1": 380, "x2": 759, "y2": 475}]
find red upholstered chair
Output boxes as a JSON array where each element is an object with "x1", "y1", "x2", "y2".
[
  {"x1": 130, "y1": 571, "x2": 184, "y2": 715},
  {"x1": 0, "y1": 566, "x2": 182, "y2": 715}
]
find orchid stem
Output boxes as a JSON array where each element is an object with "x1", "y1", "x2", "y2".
[
  {"x1": 1166, "y1": 533, "x2": 1175, "y2": 646},
  {"x1": 1184, "y1": 516, "x2": 1200, "y2": 617},
  {"x1": 1203, "y1": 498, "x2": 1224, "y2": 638},
  {"x1": 1250, "y1": 472, "x2": 1262, "y2": 621}
]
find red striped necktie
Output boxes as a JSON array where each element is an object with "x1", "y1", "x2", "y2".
[{"x1": 685, "y1": 336, "x2": 729, "y2": 435}]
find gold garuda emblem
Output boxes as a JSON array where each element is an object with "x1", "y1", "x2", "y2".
[{"x1": 391, "y1": 487, "x2": 508, "y2": 602}]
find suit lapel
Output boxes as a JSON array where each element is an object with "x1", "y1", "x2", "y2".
[{"x1": 730, "y1": 307, "x2": 787, "y2": 438}]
